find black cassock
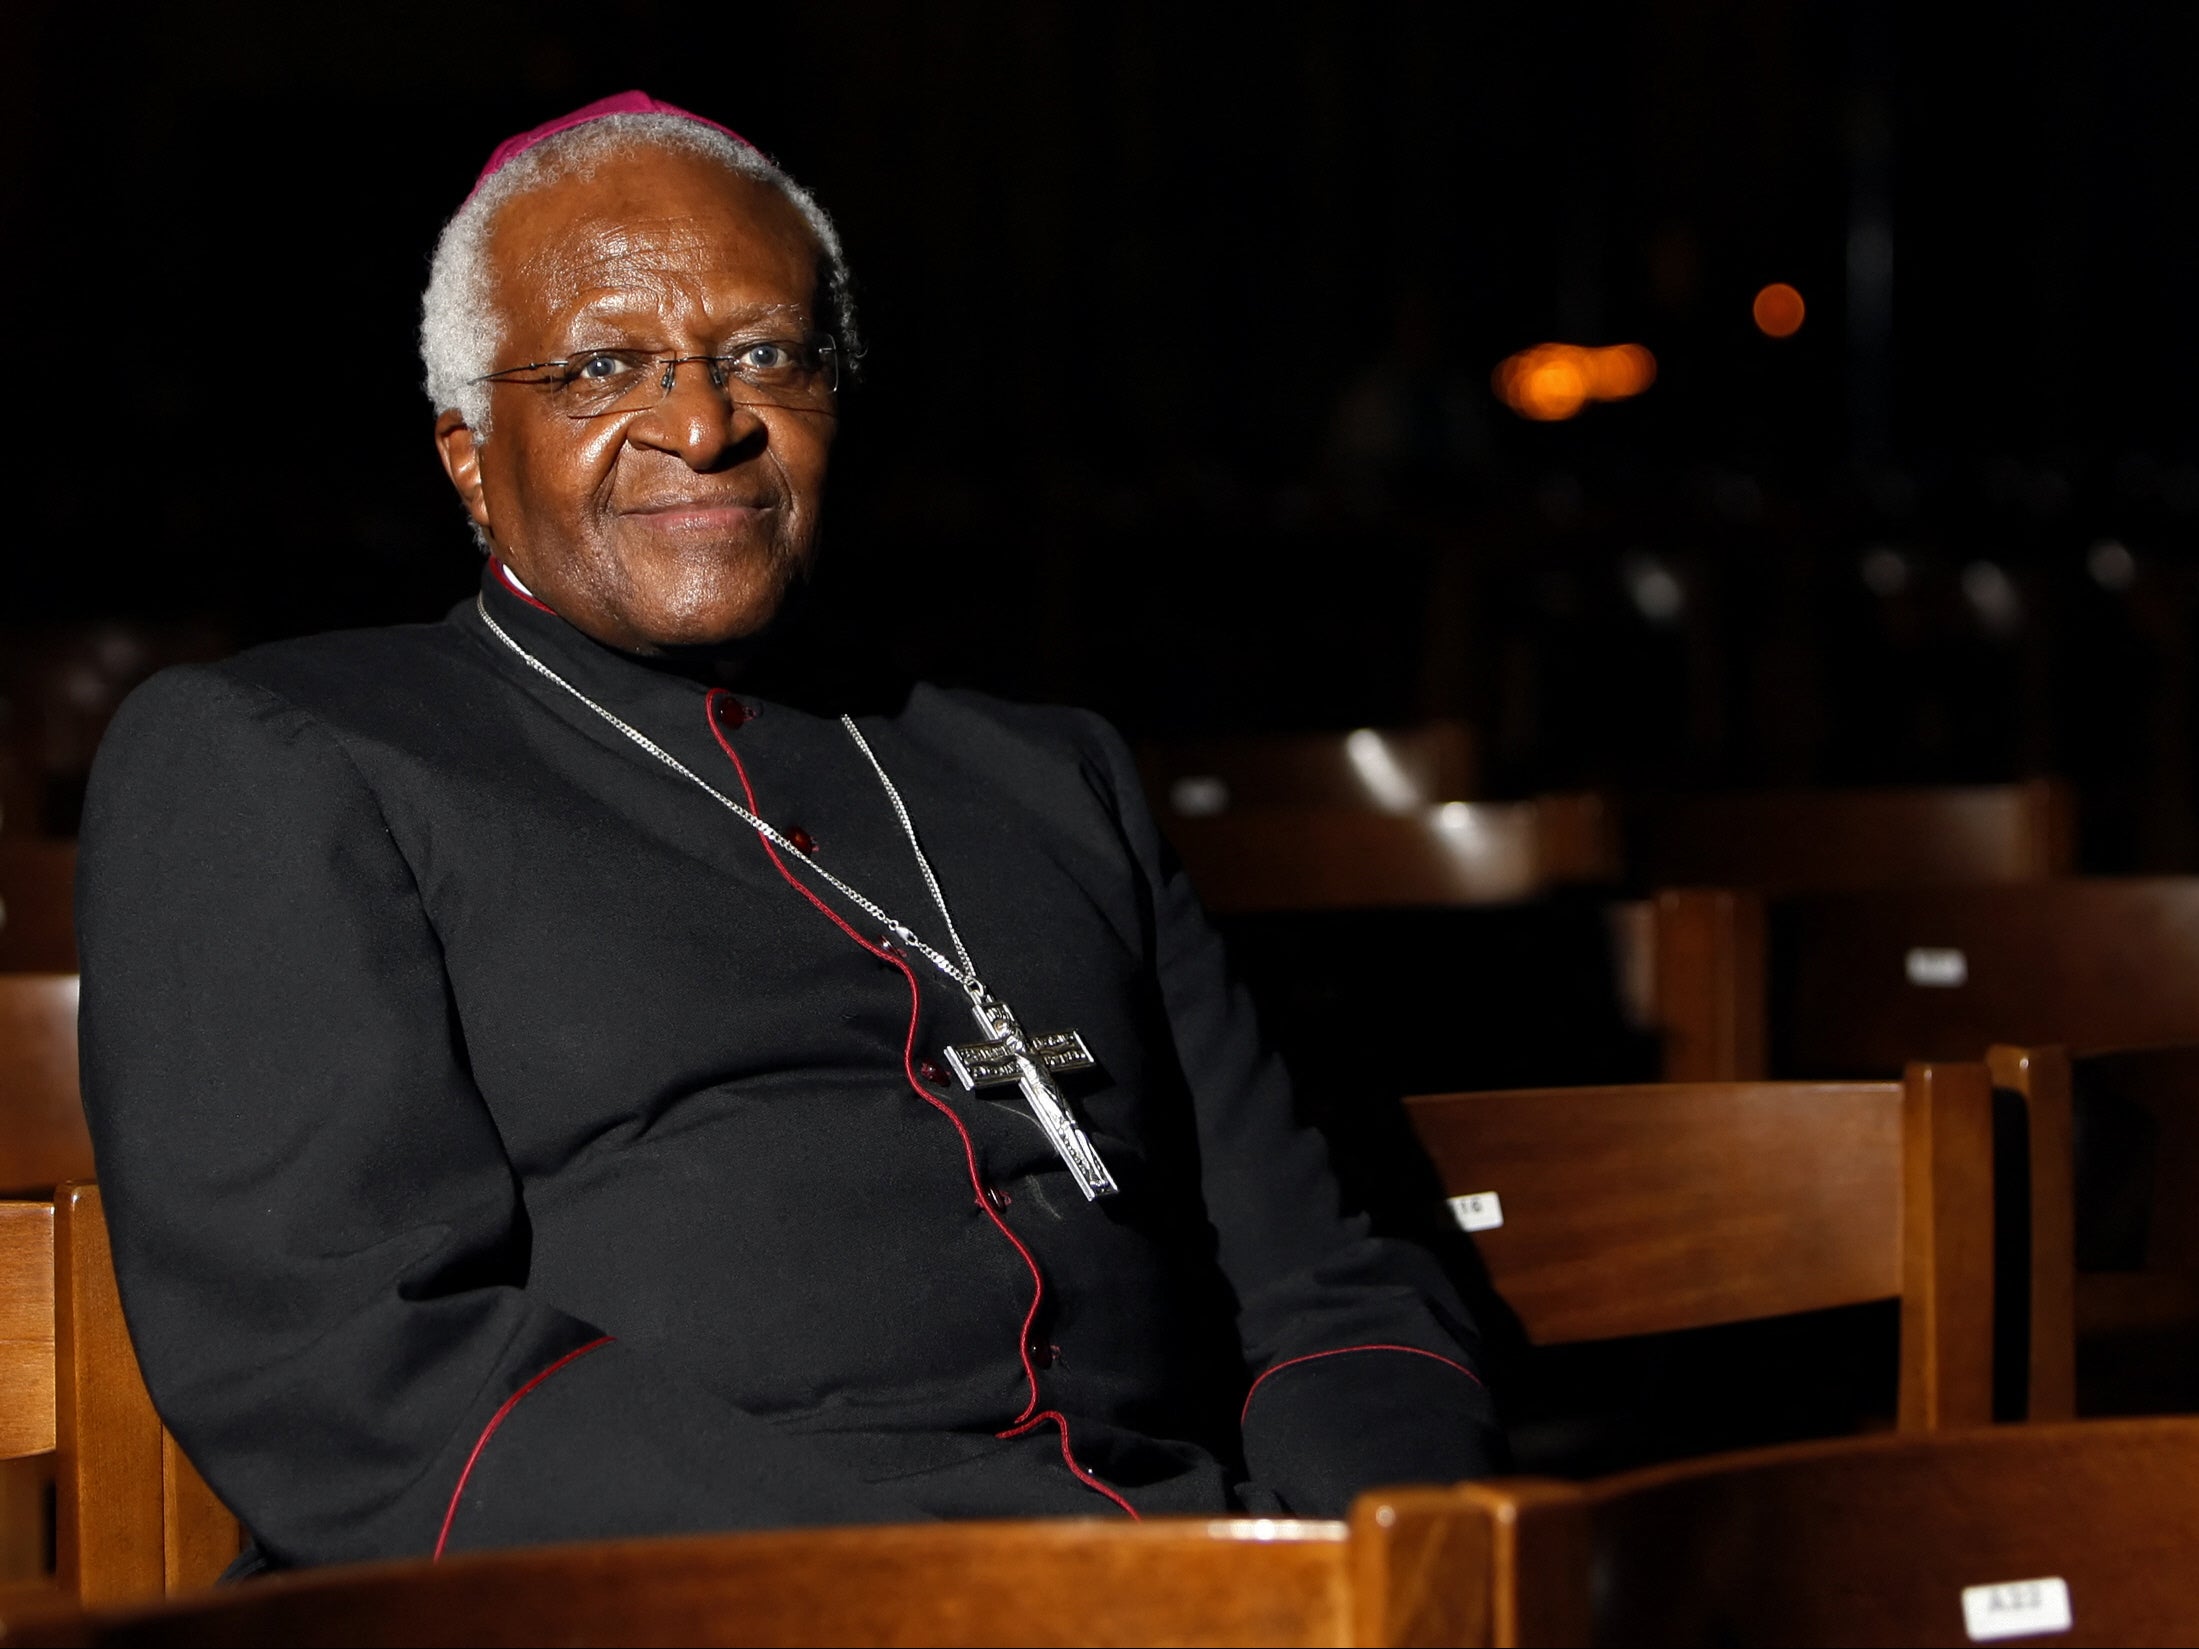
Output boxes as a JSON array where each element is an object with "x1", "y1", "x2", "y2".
[{"x1": 76, "y1": 564, "x2": 1498, "y2": 1568}]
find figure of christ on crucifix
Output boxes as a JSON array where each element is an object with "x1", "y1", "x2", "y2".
[{"x1": 942, "y1": 987, "x2": 1119, "y2": 1201}]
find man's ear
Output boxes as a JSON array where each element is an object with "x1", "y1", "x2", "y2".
[{"x1": 434, "y1": 410, "x2": 496, "y2": 542}]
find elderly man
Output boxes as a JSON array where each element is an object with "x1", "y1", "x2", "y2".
[{"x1": 77, "y1": 93, "x2": 1499, "y2": 1570}]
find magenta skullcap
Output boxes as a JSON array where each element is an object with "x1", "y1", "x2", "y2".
[{"x1": 468, "y1": 91, "x2": 752, "y2": 200}]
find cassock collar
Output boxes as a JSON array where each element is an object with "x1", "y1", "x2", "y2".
[{"x1": 465, "y1": 556, "x2": 798, "y2": 725}]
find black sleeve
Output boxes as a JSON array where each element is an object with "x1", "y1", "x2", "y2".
[
  {"x1": 76, "y1": 668, "x2": 928, "y2": 1566},
  {"x1": 1081, "y1": 716, "x2": 1503, "y2": 1516}
]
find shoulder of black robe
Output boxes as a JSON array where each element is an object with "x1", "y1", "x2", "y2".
[
  {"x1": 76, "y1": 590, "x2": 1498, "y2": 1566},
  {"x1": 77, "y1": 628, "x2": 940, "y2": 1566}
]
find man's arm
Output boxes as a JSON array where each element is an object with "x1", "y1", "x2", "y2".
[
  {"x1": 77, "y1": 666, "x2": 925, "y2": 1565},
  {"x1": 1079, "y1": 715, "x2": 1503, "y2": 1517}
]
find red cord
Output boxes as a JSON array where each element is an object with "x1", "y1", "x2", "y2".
[
  {"x1": 1239, "y1": 1342, "x2": 1485, "y2": 1428},
  {"x1": 704, "y1": 692, "x2": 1137, "y2": 1517},
  {"x1": 998, "y1": 1410, "x2": 1143, "y2": 1519},
  {"x1": 433, "y1": 1335, "x2": 614, "y2": 1560},
  {"x1": 706, "y1": 696, "x2": 1058, "y2": 1433}
]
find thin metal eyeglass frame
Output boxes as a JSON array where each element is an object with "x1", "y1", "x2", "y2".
[{"x1": 472, "y1": 336, "x2": 840, "y2": 415}]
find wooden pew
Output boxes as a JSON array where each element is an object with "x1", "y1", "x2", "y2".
[
  {"x1": 0, "y1": 1186, "x2": 239, "y2": 1616},
  {"x1": 1361, "y1": 1417, "x2": 2199, "y2": 1646},
  {"x1": 1136, "y1": 721, "x2": 1476, "y2": 817},
  {"x1": 1404, "y1": 1065, "x2": 2006, "y2": 1434},
  {"x1": 0, "y1": 847, "x2": 74, "y2": 976},
  {"x1": 1, "y1": 1517, "x2": 1357, "y2": 1647},
  {"x1": 1619, "y1": 779, "x2": 2074, "y2": 894}
]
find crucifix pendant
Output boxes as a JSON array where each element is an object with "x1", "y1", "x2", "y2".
[{"x1": 941, "y1": 988, "x2": 1120, "y2": 1201}]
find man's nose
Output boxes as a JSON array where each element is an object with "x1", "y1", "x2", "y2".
[{"x1": 627, "y1": 359, "x2": 761, "y2": 468}]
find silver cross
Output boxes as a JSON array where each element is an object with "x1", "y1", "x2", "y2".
[{"x1": 943, "y1": 990, "x2": 1120, "y2": 1201}]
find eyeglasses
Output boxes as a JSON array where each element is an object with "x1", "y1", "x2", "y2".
[{"x1": 474, "y1": 335, "x2": 840, "y2": 419}]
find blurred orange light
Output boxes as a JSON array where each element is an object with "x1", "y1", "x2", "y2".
[
  {"x1": 1585, "y1": 342, "x2": 1657, "y2": 399},
  {"x1": 1753, "y1": 282, "x2": 1805, "y2": 338},
  {"x1": 1493, "y1": 341, "x2": 1657, "y2": 421}
]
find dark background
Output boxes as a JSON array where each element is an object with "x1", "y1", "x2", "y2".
[{"x1": 9, "y1": 0, "x2": 2199, "y2": 863}]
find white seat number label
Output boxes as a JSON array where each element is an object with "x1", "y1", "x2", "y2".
[
  {"x1": 1448, "y1": 1192, "x2": 1503, "y2": 1232},
  {"x1": 1961, "y1": 1577, "x2": 2071, "y2": 1641},
  {"x1": 1906, "y1": 946, "x2": 1970, "y2": 987}
]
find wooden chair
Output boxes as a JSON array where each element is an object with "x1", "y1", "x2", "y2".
[
  {"x1": 0, "y1": 979, "x2": 92, "y2": 1196},
  {"x1": 1358, "y1": 1416, "x2": 2199, "y2": 1646},
  {"x1": 1607, "y1": 888, "x2": 1766, "y2": 1083},
  {"x1": 1136, "y1": 721, "x2": 1476, "y2": 817},
  {"x1": 0, "y1": 1185, "x2": 239, "y2": 1615},
  {"x1": 1, "y1": 1518, "x2": 1355, "y2": 1647},
  {"x1": 1168, "y1": 796, "x2": 1616, "y2": 913},
  {"x1": 0, "y1": 847, "x2": 75, "y2": 975},
  {"x1": 1404, "y1": 1064, "x2": 2005, "y2": 1432},
  {"x1": 1769, "y1": 878, "x2": 2199, "y2": 1078},
  {"x1": 1619, "y1": 779, "x2": 2074, "y2": 894},
  {"x1": 1624, "y1": 879, "x2": 2199, "y2": 1083},
  {"x1": 1989, "y1": 1042, "x2": 2199, "y2": 1422}
]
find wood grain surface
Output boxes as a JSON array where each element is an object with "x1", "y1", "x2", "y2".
[
  {"x1": 0, "y1": 1207, "x2": 54, "y2": 1460},
  {"x1": 0, "y1": 980, "x2": 91, "y2": 1195},
  {"x1": 1514, "y1": 1417, "x2": 2199, "y2": 1646},
  {"x1": 54, "y1": 1187, "x2": 164, "y2": 1606},
  {"x1": 10, "y1": 1518, "x2": 1354, "y2": 1647}
]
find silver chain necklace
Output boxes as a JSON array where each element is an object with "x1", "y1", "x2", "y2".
[{"x1": 476, "y1": 593, "x2": 1120, "y2": 1200}]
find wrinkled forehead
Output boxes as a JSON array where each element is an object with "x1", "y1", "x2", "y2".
[{"x1": 489, "y1": 150, "x2": 823, "y2": 336}]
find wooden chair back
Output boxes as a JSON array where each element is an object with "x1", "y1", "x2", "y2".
[
  {"x1": 1358, "y1": 1417, "x2": 2199, "y2": 1646},
  {"x1": 0, "y1": 979, "x2": 91, "y2": 1196},
  {"x1": 7, "y1": 1518, "x2": 1354, "y2": 1647},
  {"x1": 1771, "y1": 878, "x2": 2199, "y2": 1077},
  {"x1": 1136, "y1": 721, "x2": 1476, "y2": 816},
  {"x1": 1989, "y1": 1041, "x2": 2199, "y2": 1422},
  {"x1": 0, "y1": 846, "x2": 75, "y2": 975},
  {"x1": 1169, "y1": 796, "x2": 1616, "y2": 913},
  {"x1": 0, "y1": 1186, "x2": 238, "y2": 1610},
  {"x1": 1404, "y1": 1063, "x2": 2000, "y2": 1431},
  {"x1": 1608, "y1": 889, "x2": 1767, "y2": 1082},
  {"x1": 1620, "y1": 779, "x2": 2074, "y2": 894}
]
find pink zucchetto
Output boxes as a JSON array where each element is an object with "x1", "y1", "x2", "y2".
[{"x1": 467, "y1": 91, "x2": 753, "y2": 201}]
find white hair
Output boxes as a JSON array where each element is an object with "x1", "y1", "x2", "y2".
[{"x1": 419, "y1": 113, "x2": 857, "y2": 435}]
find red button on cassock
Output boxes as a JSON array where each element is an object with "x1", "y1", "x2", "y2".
[
  {"x1": 919, "y1": 1059, "x2": 946, "y2": 1085},
  {"x1": 712, "y1": 695, "x2": 750, "y2": 729},
  {"x1": 789, "y1": 827, "x2": 816, "y2": 855}
]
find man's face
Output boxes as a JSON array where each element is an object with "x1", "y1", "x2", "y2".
[{"x1": 435, "y1": 148, "x2": 836, "y2": 652}]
